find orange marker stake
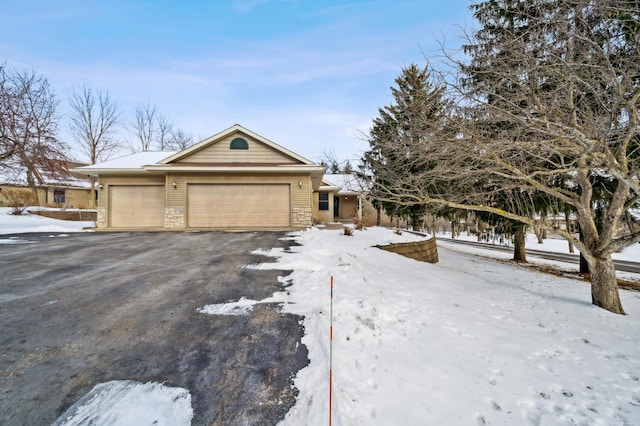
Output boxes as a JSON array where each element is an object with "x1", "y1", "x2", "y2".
[{"x1": 329, "y1": 275, "x2": 334, "y2": 426}]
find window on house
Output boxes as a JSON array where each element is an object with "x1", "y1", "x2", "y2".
[
  {"x1": 53, "y1": 189, "x2": 65, "y2": 204},
  {"x1": 230, "y1": 137, "x2": 249, "y2": 149},
  {"x1": 319, "y1": 192, "x2": 329, "y2": 211}
]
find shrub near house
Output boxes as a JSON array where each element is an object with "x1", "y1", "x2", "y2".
[{"x1": 2, "y1": 188, "x2": 34, "y2": 215}]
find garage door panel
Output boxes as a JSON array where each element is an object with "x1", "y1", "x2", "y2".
[
  {"x1": 110, "y1": 185, "x2": 165, "y2": 228},
  {"x1": 188, "y1": 184, "x2": 290, "y2": 228}
]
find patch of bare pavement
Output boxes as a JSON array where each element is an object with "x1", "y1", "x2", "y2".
[{"x1": 0, "y1": 231, "x2": 309, "y2": 425}]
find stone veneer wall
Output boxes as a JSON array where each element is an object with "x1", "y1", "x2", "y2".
[
  {"x1": 96, "y1": 208, "x2": 107, "y2": 228},
  {"x1": 164, "y1": 207, "x2": 185, "y2": 229},
  {"x1": 292, "y1": 207, "x2": 312, "y2": 228}
]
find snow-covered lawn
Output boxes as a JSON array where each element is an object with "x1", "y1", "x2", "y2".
[
  {"x1": 260, "y1": 227, "x2": 640, "y2": 425},
  {"x1": 442, "y1": 230, "x2": 640, "y2": 263},
  {"x1": 3, "y1": 209, "x2": 637, "y2": 424},
  {"x1": 0, "y1": 207, "x2": 94, "y2": 239}
]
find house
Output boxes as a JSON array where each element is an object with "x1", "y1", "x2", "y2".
[
  {"x1": 0, "y1": 161, "x2": 92, "y2": 208},
  {"x1": 313, "y1": 174, "x2": 398, "y2": 226},
  {"x1": 314, "y1": 174, "x2": 365, "y2": 223},
  {"x1": 72, "y1": 124, "x2": 325, "y2": 230}
]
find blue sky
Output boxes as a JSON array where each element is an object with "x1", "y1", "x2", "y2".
[{"x1": 0, "y1": 0, "x2": 473, "y2": 164}]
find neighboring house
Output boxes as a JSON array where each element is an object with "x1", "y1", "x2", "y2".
[
  {"x1": 0, "y1": 161, "x2": 92, "y2": 208},
  {"x1": 72, "y1": 124, "x2": 325, "y2": 230}
]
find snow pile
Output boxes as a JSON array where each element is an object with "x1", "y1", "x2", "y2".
[
  {"x1": 197, "y1": 296, "x2": 259, "y2": 316},
  {"x1": 254, "y1": 227, "x2": 640, "y2": 425},
  {"x1": 0, "y1": 236, "x2": 37, "y2": 245},
  {"x1": 52, "y1": 380, "x2": 192, "y2": 426},
  {"x1": 0, "y1": 207, "x2": 94, "y2": 235}
]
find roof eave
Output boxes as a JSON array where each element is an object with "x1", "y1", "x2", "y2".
[
  {"x1": 69, "y1": 167, "x2": 163, "y2": 176},
  {"x1": 319, "y1": 185, "x2": 342, "y2": 191}
]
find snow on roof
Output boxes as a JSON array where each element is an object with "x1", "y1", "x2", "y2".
[
  {"x1": 78, "y1": 151, "x2": 178, "y2": 170},
  {"x1": 322, "y1": 174, "x2": 367, "y2": 194},
  {"x1": 0, "y1": 163, "x2": 92, "y2": 189}
]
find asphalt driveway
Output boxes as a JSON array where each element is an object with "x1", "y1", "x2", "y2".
[{"x1": 0, "y1": 231, "x2": 308, "y2": 425}]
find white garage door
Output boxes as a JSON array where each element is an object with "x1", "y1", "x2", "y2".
[
  {"x1": 109, "y1": 185, "x2": 165, "y2": 228},
  {"x1": 187, "y1": 184, "x2": 290, "y2": 228}
]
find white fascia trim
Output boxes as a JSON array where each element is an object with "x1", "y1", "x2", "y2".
[
  {"x1": 318, "y1": 185, "x2": 342, "y2": 192},
  {"x1": 143, "y1": 165, "x2": 326, "y2": 173}
]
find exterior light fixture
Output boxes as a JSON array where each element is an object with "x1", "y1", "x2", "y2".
[
  {"x1": 172, "y1": 181, "x2": 178, "y2": 189},
  {"x1": 298, "y1": 181, "x2": 303, "y2": 188},
  {"x1": 98, "y1": 183, "x2": 104, "y2": 190}
]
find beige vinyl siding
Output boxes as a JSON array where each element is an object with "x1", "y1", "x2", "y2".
[
  {"x1": 178, "y1": 135, "x2": 298, "y2": 164},
  {"x1": 314, "y1": 190, "x2": 335, "y2": 223},
  {"x1": 337, "y1": 196, "x2": 358, "y2": 220},
  {"x1": 109, "y1": 185, "x2": 165, "y2": 228},
  {"x1": 187, "y1": 183, "x2": 290, "y2": 228}
]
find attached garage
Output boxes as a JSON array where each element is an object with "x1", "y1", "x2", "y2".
[
  {"x1": 109, "y1": 185, "x2": 165, "y2": 228},
  {"x1": 73, "y1": 125, "x2": 325, "y2": 231},
  {"x1": 187, "y1": 183, "x2": 290, "y2": 228}
]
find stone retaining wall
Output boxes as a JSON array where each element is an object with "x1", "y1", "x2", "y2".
[
  {"x1": 29, "y1": 210, "x2": 97, "y2": 222},
  {"x1": 377, "y1": 237, "x2": 438, "y2": 263}
]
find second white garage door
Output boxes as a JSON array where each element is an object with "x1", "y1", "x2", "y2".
[{"x1": 187, "y1": 184, "x2": 290, "y2": 228}]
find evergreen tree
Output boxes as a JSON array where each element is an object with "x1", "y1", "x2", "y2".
[{"x1": 360, "y1": 64, "x2": 452, "y2": 230}]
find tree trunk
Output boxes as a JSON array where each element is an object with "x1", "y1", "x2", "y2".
[
  {"x1": 580, "y1": 253, "x2": 589, "y2": 274},
  {"x1": 589, "y1": 256, "x2": 625, "y2": 314},
  {"x1": 565, "y1": 212, "x2": 574, "y2": 253},
  {"x1": 579, "y1": 228, "x2": 589, "y2": 274},
  {"x1": 477, "y1": 220, "x2": 483, "y2": 242},
  {"x1": 376, "y1": 206, "x2": 381, "y2": 227},
  {"x1": 26, "y1": 171, "x2": 40, "y2": 206},
  {"x1": 411, "y1": 214, "x2": 420, "y2": 231},
  {"x1": 513, "y1": 225, "x2": 526, "y2": 262},
  {"x1": 535, "y1": 227, "x2": 544, "y2": 244}
]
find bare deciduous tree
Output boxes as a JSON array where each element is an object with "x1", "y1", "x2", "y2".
[
  {"x1": 365, "y1": 0, "x2": 639, "y2": 314},
  {"x1": 131, "y1": 101, "x2": 158, "y2": 152},
  {"x1": 166, "y1": 128, "x2": 193, "y2": 151},
  {"x1": 69, "y1": 84, "x2": 120, "y2": 207},
  {"x1": 69, "y1": 84, "x2": 120, "y2": 164},
  {"x1": 0, "y1": 64, "x2": 68, "y2": 204},
  {"x1": 156, "y1": 113, "x2": 173, "y2": 150}
]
